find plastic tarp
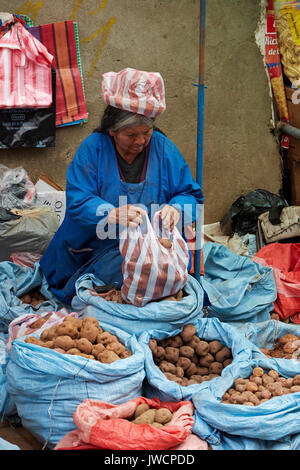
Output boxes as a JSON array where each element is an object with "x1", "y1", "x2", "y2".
[
  {"x1": 139, "y1": 318, "x2": 254, "y2": 403},
  {"x1": 192, "y1": 355, "x2": 300, "y2": 450},
  {"x1": 201, "y1": 242, "x2": 277, "y2": 323},
  {"x1": 0, "y1": 261, "x2": 61, "y2": 333},
  {"x1": 71, "y1": 273, "x2": 204, "y2": 336},
  {"x1": 6, "y1": 321, "x2": 145, "y2": 449}
]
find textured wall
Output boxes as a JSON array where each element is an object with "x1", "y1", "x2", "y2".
[{"x1": 0, "y1": 0, "x2": 282, "y2": 223}]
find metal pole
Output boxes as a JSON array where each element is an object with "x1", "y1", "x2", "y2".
[{"x1": 195, "y1": 0, "x2": 206, "y2": 283}]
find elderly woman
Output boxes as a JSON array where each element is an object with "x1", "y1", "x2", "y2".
[{"x1": 40, "y1": 68, "x2": 204, "y2": 305}]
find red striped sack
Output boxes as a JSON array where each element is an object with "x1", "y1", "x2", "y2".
[
  {"x1": 120, "y1": 211, "x2": 189, "y2": 307},
  {"x1": 0, "y1": 22, "x2": 53, "y2": 108},
  {"x1": 102, "y1": 68, "x2": 166, "y2": 118}
]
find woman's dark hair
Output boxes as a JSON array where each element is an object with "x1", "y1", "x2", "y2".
[{"x1": 93, "y1": 105, "x2": 166, "y2": 136}]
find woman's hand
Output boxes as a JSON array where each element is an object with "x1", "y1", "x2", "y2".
[
  {"x1": 160, "y1": 205, "x2": 181, "y2": 232},
  {"x1": 107, "y1": 204, "x2": 147, "y2": 228}
]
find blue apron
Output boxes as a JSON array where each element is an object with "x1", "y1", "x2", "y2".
[{"x1": 40, "y1": 131, "x2": 203, "y2": 305}]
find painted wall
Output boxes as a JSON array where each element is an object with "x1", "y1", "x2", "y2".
[{"x1": 0, "y1": 0, "x2": 282, "y2": 223}]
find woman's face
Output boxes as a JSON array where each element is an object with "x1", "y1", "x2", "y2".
[{"x1": 109, "y1": 125, "x2": 153, "y2": 157}]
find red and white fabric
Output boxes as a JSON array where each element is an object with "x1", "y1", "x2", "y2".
[
  {"x1": 120, "y1": 211, "x2": 189, "y2": 307},
  {"x1": 0, "y1": 22, "x2": 54, "y2": 108},
  {"x1": 54, "y1": 397, "x2": 201, "y2": 451},
  {"x1": 252, "y1": 243, "x2": 300, "y2": 322},
  {"x1": 101, "y1": 67, "x2": 166, "y2": 118},
  {"x1": 6, "y1": 308, "x2": 74, "y2": 352}
]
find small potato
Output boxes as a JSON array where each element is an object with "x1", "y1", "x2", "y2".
[
  {"x1": 30, "y1": 317, "x2": 47, "y2": 330},
  {"x1": 153, "y1": 346, "x2": 165, "y2": 362},
  {"x1": 165, "y1": 347, "x2": 180, "y2": 364},
  {"x1": 234, "y1": 378, "x2": 248, "y2": 387},
  {"x1": 53, "y1": 336, "x2": 75, "y2": 351},
  {"x1": 208, "y1": 340, "x2": 224, "y2": 355},
  {"x1": 196, "y1": 367, "x2": 209, "y2": 376},
  {"x1": 246, "y1": 382, "x2": 258, "y2": 393},
  {"x1": 91, "y1": 343, "x2": 105, "y2": 356},
  {"x1": 155, "y1": 408, "x2": 173, "y2": 425},
  {"x1": 179, "y1": 346, "x2": 194, "y2": 359},
  {"x1": 261, "y1": 388, "x2": 272, "y2": 399},
  {"x1": 243, "y1": 402, "x2": 255, "y2": 406},
  {"x1": 21, "y1": 294, "x2": 32, "y2": 304},
  {"x1": 279, "y1": 334, "x2": 299, "y2": 345},
  {"x1": 40, "y1": 329, "x2": 50, "y2": 341},
  {"x1": 262, "y1": 375, "x2": 274, "y2": 386},
  {"x1": 166, "y1": 336, "x2": 183, "y2": 348},
  {"x1": 195, "y1": 341, "x2": 209, "y2": 357},
  {"x1": 209, "y1": 362, "x2": 223, "y2": 375},
  {"x1": 181, "y1": 377, "x2": 189, "y2": 386},
  {"x1": 253, "y1": 367, "x2": 264, "y2": 377},
  {"x1": 56, "y1": 323, "x2": 79, "y2": 339},
  {"x1": 268, "y1": 370, "x2": 279, "y2": 381},
  {"x1": 41, "y1": 340, "x2": 54, "y2": 349},
  {"x1": 95, "y1": 331, "x2": 118, "y2": 346},
  {"x1": 175, "y1": 366, "x2": 185, "y2": 378},
  {"x1": 159, "y1": 361, "x2": 177, "y2": 375},
  {"x1": 164, "y1": 372, "x2": 182, "y2": 384},
  {"x1": 187, "y1": 379, "x2": 199, "y2": 386},
  {"x1": 97, "y1": 350, "x2": 120, "y2": 363},
  {"x1": 151, "y1": 422, "x2": 163, "y2": 428},
  {"x1": 134, "y1": 404, "x2": 149, "y2": 418},
  {"x1": 185, "y1": 363, "x2": 198, "y2": 377},
  {"x1": 176, "y1": 357, "x2": 191, "y2": 371},
  {"x1": 187, "y1": 336, "x2": 201, "y2": 349},
  {"x1": 223, "y1": 392, "x2": 231, "y2": 401},
  {"x1": 25, "y1": 336, "x2": 42, "y2": 345},
  {"x1": 107, "y1": 342, "x2": 126, "y2": 355},
  {"x1": 46, "y1": 325, "x2": 59, "y2": 341},
  {"x1": 119, "y1": 350, "x2": 132, "y2": 359},
  {"x1": 290, "y1": 385, "x2": 300, "y2": 393},
  {"x1": 189, "y1": 375, "x2": 203, "y2": 384},
  {"x1": 199, "y1": 353, "x2": 214, "y2": 367},
  {"x1": 283, "y1": 342, "x2": 297, "y2": 355},
  {"x1": 249, "y1": 375, "x2": 263, "y2": 386},
  {"x1": 148, "y1": 339, "x2": 157, "y2": 353},
  {"x1": 215, "y1": 347, "x2": 232, "y2": 363},
  {"x1": 75, "y1": 338, "x2": 93, "y2": 354},
  {"x1": 180, "y1": 324, "x2": 197, "y2": 343},
  {"x1": 54, "y1": 347, "x2": 65, "y2": 354},
  {"x1": 159, "y1": 238, "x2": 173, "y2": 249},
  {"x1": 285, "y1": 378, "x2": 294, "y2": 389},
  {"x1": 293, "y1": 375, "x2": 300, "y2": 386},
  {"x1": 66, "y1": 348, "x2": 81, "y2": 355},
  {"x1": 235, "y1": 384, "x2": 247, "y2": 393},
  {"x1": 133, "y1": 409, "x2": 156, "y2": 425},
  {"x1": 82, "y1": 316, "x2": 100, "y2": 328}
]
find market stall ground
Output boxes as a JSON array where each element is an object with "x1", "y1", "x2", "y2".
[{"x1": 0, "y1": 419, "x2": 43, "y2": 450}]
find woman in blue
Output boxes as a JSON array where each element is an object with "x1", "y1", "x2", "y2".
[{"x1": 40, "y1": 68, "x2": 204, "y2": 305}]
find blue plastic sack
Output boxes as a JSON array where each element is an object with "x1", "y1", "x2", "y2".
[
  {"x1": 0, "y1": 332, "x2": 9, "y2": 415},
  {"x1": 139, "y1": 317, "x2": 253, "y2": 403},
  {"x1": 6, "y1": 321, "x2": 145, "y2": 449},
  {"x1": 192, "y1": 355, "x2": 300, "y2": 447},
  {"x1": 0, "y1": 437, "x2": 20, "y2": 450},
  {"x1": 71, "y1": 273, "x2": 204, "y2": 336},
  {"x1": 0, "y1": 261, "x2": 62, "y2": 332},
  {"x1": 201, "y1": 242, "x2": 276, "y2": 323}
]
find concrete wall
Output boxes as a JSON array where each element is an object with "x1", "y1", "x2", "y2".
[{"x1": 0, "y1": 0, "x2": 282, "y2": 223}]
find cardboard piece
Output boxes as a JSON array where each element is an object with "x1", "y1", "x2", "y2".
[{"x1": 35, "y1": 174, "x2": 65, "y2": 225}]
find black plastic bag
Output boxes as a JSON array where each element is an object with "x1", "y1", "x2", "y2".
[
  {"x1": 220, "y1": 189, "x2": 289, "y2": 236},
  {"x1": 0, "y1": 66, "x2": 56, "y2": 149}
]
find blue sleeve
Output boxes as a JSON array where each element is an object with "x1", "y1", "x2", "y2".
[
  {"x1": 164, "y1": 138, "x2": 204, "y2": 225},
  {"x1": 66, "y1": 135, "x2": 115, "y2": 229}
]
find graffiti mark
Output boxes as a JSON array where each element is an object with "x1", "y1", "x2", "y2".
[
  {"x1": 15, "y1": 0, "x2": 43, "y2": 24},
  {"x1": 70, "y1": 0, "x2": 107, "y2": 20}
]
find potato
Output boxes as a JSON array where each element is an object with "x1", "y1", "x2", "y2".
[
  {"x1": 195, "y1": 341, "x2": 209, "y2": 357},
  {"x1": 268, "y1": 370, "x2": 279, "y2": 380},
  {"x1": 179, "y1": 346, "x2": 194, "y2": 359},
  {"x1": 119, "y1": 350, "x2": 132, "y2": 359},
  {"x1": 185, "y1": 363, "x2": 198, "y2": 377},
  {"x1": 187, "y1": 379, "x2": 199, "y2": 386},
  {"x1": 196, "y1": 367, "x2": 209, "y2": 376},
  {"x1": 64, "y1": 316, "x2": 83, "y2": 329},
  {"x1": 148, "y1": 339, "x2": 157, "y2": 353},
  {"x1": 176, "y1": 357, "x2": 191, "y2": 371},
  {"x1": 164, "y1": 372, "x2": 182, "y2": 384},
  {"x1": 56, "y1": 323, "x2": 79, "y2": 339},
  {"x1": 41, "y1": 340, "x2": 54, "y2": 349},
  {"x1": 175, "y1": 366, "x2": 185, "y2": 378},
  {"x1": 187, "y1": 336, "x2": 201, "y2": 349},
  {"x1": 253, "y1": 367, "x2": 264, "y2": 377},
  {"x1": 262, "y1": 375, "x2": 274, "y2": 386},
  {"x1": 293, "y1": 375, "x2": 300, "y2": 386},
  {"x1": 97, "y1": 350, "x2": 120, "y2": 363},
  {"x1": 94, "y1": 331, "x2": 118, "y2": 346},
  {"x1": 25, "y1": 336, "x2": 42, "y2": 345},
  {"x1": 54, "y1": 347, "x2": 65, "y2": 354},
  {"x1": 215, "y1": 347, "x2": 232, "y2": 363},
  {"x1": 155, "y1": 408, "x2": 172, "y2": 425},
  {"x1": 46, "y1": 325, "x2": 59, "y2": 341},
  {"x1": 234, "y1": 378, "x2": 248, "y2": 386},
  {"x1": 159, "y1": 361, "x2": 177, "y2": 375},
  {"x1": 91, "y1": 343, "x2": 105, "y2": 357},
  {"x1": 40, "y1": 329, "x2": 50, "y2": 341},
  {"x1": 180, "y1": 377, "x2": 189, "y2": 386},
  {"x1": 201, "y1": 375, "x2": 211, "y2": 382},
  {"x1": 107, "y1": 342, "x2": 126, "y2": 355},
  {"x1": 30, "y1": 317, "x2": 47, "y2": 330},
  {"x1": 223, "y1": 359, "x2": 233, "y2": 367},
  {"x1": 235, "y1": 383, "x2": 247, "y2": 393},
  {"x1": 246, "y1": 381, "x2": 258, "y2": 393},
  {"x1": 279, "y1": 334, "x2": 299, "y2": 345},
  {"x1": 190, "y1": 354, "x2": 199, "y2": 364},
  {"x1": 66, "y1": 348, "x2": 81, "y2": 355},
  {"x1": 189, "y1": 375, "x2": 203, "y2": 384},
  {"x1": 180, "y1": 324, "x2": 197, "y2": 343},
  {"x1": 159, "y1": 238, "x2": 173, "y2": 249},
  {"x1": 283, "y1": 342, "x2": 297, "y2": 355},
  {"x1": 75, "y1": 338, "x2": 93, "y2": 354},
  {"x1": 82, "y1": 316, "x2": 100, "y2": 329},
  {"x1": 166, "y1": 336, "x2": 183, "y2": 348},
  {"x1": 165, "y1": 347, "x2": 180, "y2": 364},
  {"x1": 199, "y1": 353, "x2": 214, "y2": 367},
  {"x1": 53, "y1": 336, "x2": 75, "y2": 351},
  {"x1": 249, "y1": 375, "x2": 263, "y2": 386},
  {"x1": 208, "y1": 340, "x2": 224, "y2": 355},
  {"x1": 243, "y1": 402, "x2": 255, "y2": 406},
  {"x1": 209, "y1": 362, "x2": 223, "y2": 375},
  {"x1": 290, "y1": 385, "x2": 300, "y2": 393},
  {"x1": 134, "y1": 404, "x2": 149, "y2": 418},
  {"x1": 21, "y1": 294, "x2": 32, "y2": 304},
  {"x1": 133, "y1": 409, "x2": 156, "y2": 425},
  {"x1": 260, "y1": 388, "x2": 272, "y2": 399},
  {"x1": 151, "y1": 422, "x2": 163, "y2": 428},
  {"x1": 153, "y1": 346, "x2": 165, "y2": 362}
]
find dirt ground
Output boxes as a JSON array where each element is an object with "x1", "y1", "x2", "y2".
[{"x1": 0, "y1": 420, "x2": 44, "y2": 450}]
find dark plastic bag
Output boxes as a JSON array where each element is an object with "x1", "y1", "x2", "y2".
[
  {"x1": 220, "y1": 189, "x2": 288, "y2": 236},
  {"x1": 0, "y1": 67, "x2": 56, "y2": 149}
]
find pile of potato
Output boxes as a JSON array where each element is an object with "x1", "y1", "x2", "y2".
[
  {"x1": 260, "y1": 334, "x2": 300, "y2": 359},
  {"x1": 129, "y1": 403, "x2": 173, "y2": 428},
  {"x1": 149, "y1": 324, "x2": 233, "y2": 386},
  {"x1": 222, "y1": 367, "x2": 300, "y2": 406},
  {"x1": 24, "y1": 315, "x2": 132, "y2": 363},
  {"x1": 19, "y1": 289, "x2": 46, "y2": 307},
  {"x1": 97, "y1": 289, "x2": 184, "y2": 303}
]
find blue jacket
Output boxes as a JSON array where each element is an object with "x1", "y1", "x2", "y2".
[{"x1": 39, "y1": 130, "x2": 204, "y2": 304}]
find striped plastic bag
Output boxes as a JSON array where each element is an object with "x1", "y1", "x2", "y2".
[{"x1": 120, "y1": 211, "x2": 189, "y2": 307}]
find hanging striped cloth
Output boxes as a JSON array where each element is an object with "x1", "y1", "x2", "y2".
[{"x1": 29, "y1": 21, "x2": 88, "y2": 127}]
